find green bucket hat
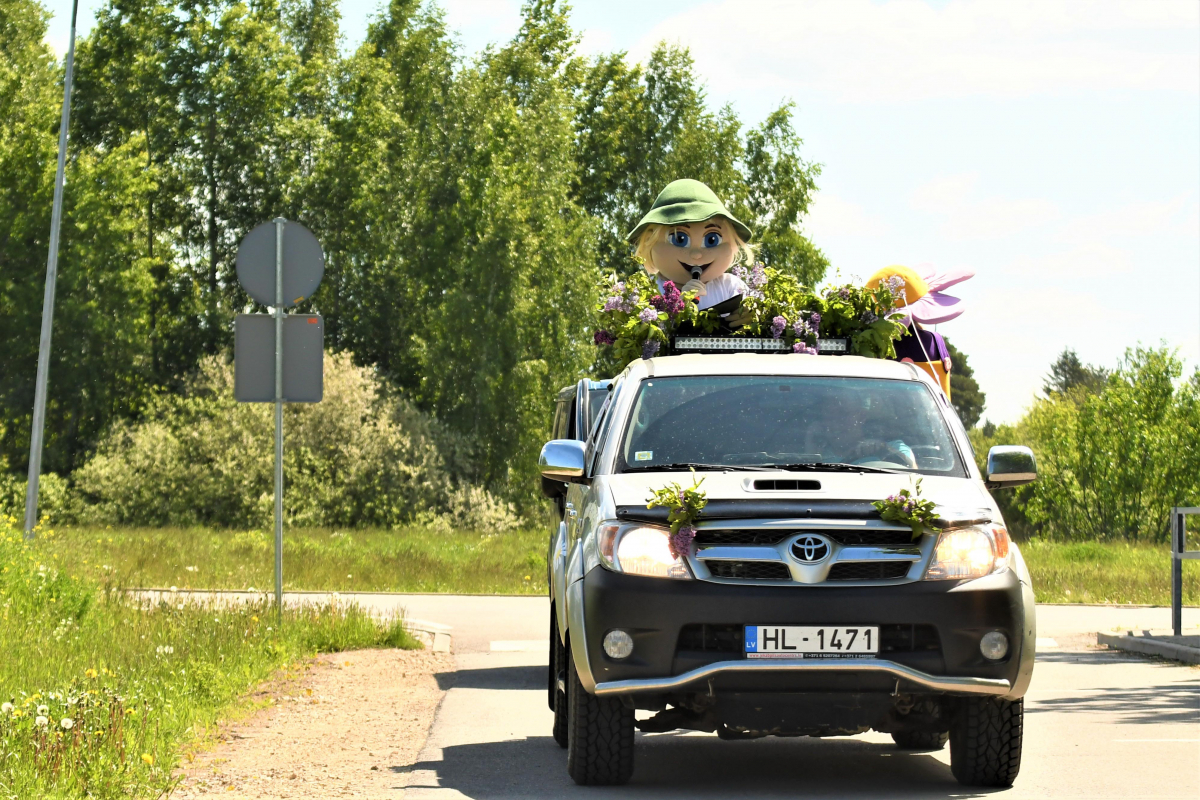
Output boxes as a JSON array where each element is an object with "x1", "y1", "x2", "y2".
[{"x1": 626, "y1": 179, "x2": 753, "y2": 243}]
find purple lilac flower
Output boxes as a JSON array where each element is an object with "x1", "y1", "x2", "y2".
[
  {"x1": 602, "y1": 297, "x2": 622, "y2": 312},
  {"x1": 771, "y1": 316, "x2": 787, "y2": 339},
  {"x1": 642, "y1": 339, "x2": 660, "y2": 360},
  {"x1": 593, "y1": 329, "x2": 615, "y2": 346},
  {"x1": 809, "y1": 312, "x2": 821, "y2": 333},
  {"x1": 792, "y1": 342, "x2": 817, "y2": 355},
  {"x1": 792, "y1": 319, "x2": 810, "y2": 338},
  {"x1": 669, "y1": 525, "x2": 697, "y2": 560},
  {"x1": 638, "y1": 307, "x2": 659, "y2": 324},
  {"x1": 838, "y1": 287, "x2": 851, "y2": 301},
  {"x1": 862, "y1": 310, "x2": 878, "y2": 325}
]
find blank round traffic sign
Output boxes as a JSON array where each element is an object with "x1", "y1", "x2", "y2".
[{"x1": 235, "y1": 220, "x2": 324, "y2": 308}]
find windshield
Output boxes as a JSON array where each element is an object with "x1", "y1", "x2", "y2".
[{"x1": 617, "y1": 375, "x2": 965, "y2": 476}]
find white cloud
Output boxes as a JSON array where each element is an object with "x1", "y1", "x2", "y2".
[
  {"x1": 908, "y1": 173, "x2": 1060, "y2": 240},
  {"x1": 633, "y1": 0, "x2": 1200, "y2": 102},
  {"x1": 803, "y1": 192, "x2": 892, "y2": 238}
]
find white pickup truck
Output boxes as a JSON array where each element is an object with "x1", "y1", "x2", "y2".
[{"x1": 540, "y1": 352, "x2": 1037, "y2": 787}]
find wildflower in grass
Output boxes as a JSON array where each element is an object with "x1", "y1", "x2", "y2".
[
  {"x1": 60, "y1": 718, "x2": 73, "y2": 730},
  {"x1": 142, "y1": 753, "x2": 154, "y2": 766},
  {"x1": 85, "y1": 668, "x2": 98, "y2": 678},
  {"x1": 37, "y1": 704, "x2": 48, "y2": 716},
  {"x1": 1, "y1": 702, "x2": 12, "y2": 715},
  {"x1": 35, "y1": 715, "x2": 48, "y2": 727}
]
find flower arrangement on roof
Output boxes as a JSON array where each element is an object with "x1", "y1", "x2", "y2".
[{"x1": 593, "y1": 265, "x2": 910, "y2": 369}]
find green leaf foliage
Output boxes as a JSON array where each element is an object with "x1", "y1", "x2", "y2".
[{"x1": 0, "y1": 0, "x2": 829, "y2": 517}]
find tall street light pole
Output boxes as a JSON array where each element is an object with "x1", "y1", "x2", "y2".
[{"x1": 24, "y1": 0, "x2": 81, "y2": 539}]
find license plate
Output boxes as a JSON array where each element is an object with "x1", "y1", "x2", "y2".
[{"x1": 744, "y1": 626, "x2": 879, "y2": 659}]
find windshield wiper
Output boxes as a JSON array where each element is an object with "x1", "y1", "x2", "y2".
[
  {"x1": 768, "y1": 462, "x2": 904, "y2": 475},
  {"x1": 621, "y1": 462, "x2": 777, "y2": 473}
]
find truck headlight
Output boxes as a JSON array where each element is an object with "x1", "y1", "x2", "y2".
[
  {"x1": 924, "y1": 524, "x2": 1010, "y2": 581},
  {"x1": 597, "y1": 523, "x2": 692, "y2": 580}
]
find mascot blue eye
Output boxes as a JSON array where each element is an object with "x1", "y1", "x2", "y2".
[
  {"x1": 668, "y1": 231, "x2": 690, "y2": 248},
  {"x1": 703, "y1": 232, "x2": 723, "y2": 248}
]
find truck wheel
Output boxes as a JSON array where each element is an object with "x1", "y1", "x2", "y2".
[
  {"x1": 566, "y1": 649, "x2": 634, "y2": 785},
  {"x1": 949, "y1": 697, "x2": 1023, "y2": 787},
  {"x1": 551, "y1": 613, "x2": 568, "y2": 748},
  {"x1": 891, "y1": 730, "x2": 949, "y2": 750}
]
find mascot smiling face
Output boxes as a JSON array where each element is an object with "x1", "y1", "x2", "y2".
[{"x1": 629, "y1": 179, "x2": 754, "y2": 312}]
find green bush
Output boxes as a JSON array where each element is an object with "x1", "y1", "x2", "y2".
[
  {"x1": 972, "y1": 346, "x2": 1200, "y2": 542},
  {"x1": 67, "y1": 354, "x2": 520, "y2": 531}
]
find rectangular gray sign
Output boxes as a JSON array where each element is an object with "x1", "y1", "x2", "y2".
[{"x1": 235, "y1": 314, "x2": 324, "y2": 402}]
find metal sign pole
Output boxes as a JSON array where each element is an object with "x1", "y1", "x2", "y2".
[
  {"x1": 23, "y1": 0, "x2": 80, "y2": 539},
  {"x1": 1172, "y1": 508, "x2": 1183, "y2": 637},
  {"x1": 274, "y1": 218, "x2": 285, "y2": 621}
]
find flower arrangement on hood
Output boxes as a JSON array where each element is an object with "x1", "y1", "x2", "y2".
[
  {"x1": 646, "y1": 473, "x2": 708, "y2": 560},
  {"x1": 593, "y1": 265, "x2": 908, "y2": 369},
  {"x1": 872, "y1": 478, "x2": 941, "y2": 539}
]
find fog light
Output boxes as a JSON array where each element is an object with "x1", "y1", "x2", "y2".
[
  {"x1": 980, "y1": 631, "x2": 1009, "y2": 660},
  {"x1": 603, "y1": 629, "x2": 634, "y2": 659}
]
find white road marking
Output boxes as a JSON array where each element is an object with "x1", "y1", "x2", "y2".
[
  {"x1": 1036, "y1": 637, "x2": 1059, "y2": 648},
  {"x1": 1113, "y1": 739, "x2": 1200, "y2": 743}
]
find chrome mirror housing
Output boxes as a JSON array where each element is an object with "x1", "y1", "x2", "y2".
[
  {"x1": 986, "y1": 446, "x2": 1037, "y2": 488},
  {"x1": 539, "y1": 439, "x2": 588, "y2": 483}
]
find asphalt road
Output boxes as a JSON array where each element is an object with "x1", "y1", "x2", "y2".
[
  {"x1": 398, "y1": 597, "x2": 1199, "y2": 800},
  {"x1": 141, "y1": 591, "x2": 1200, "y2": 797}
]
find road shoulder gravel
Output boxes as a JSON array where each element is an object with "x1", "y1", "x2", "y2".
[{"x1": 171, "y1": 647, "x2": 453, "y2": 799}]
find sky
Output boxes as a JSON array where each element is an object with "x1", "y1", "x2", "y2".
[{"x1": 42, "y1": 0, "x2": 1200, "y2": 424}]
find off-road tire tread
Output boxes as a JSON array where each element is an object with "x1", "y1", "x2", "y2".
[
  {"x1": 551, "y1": 615, "x2": 568, "y2": 748},
  {"x1": 566, "y1": 652, "x2": 634, "y2": 785},
  {"x1": 950, "y1": 697, "x2": 1023, "y2": 787},
  {"x1": 892, "y1": 729, "x2": 949, "y2": 750}
]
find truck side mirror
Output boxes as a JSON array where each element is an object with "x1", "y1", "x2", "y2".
[
  {"x1": 986, "y1": 446, "x2": 1037, "y2": 489},
  {"x1": 539, "y1": 439, "x2": 589, "y2": 484}
]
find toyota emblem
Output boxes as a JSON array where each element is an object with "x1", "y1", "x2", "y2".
[{"x1": 790, "y1": 534, "x2": 831, "y2": 564}]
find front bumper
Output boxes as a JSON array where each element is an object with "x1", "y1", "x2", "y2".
[{"x1": 572, "y1": 565, "x2": 1032, "y2": 700}]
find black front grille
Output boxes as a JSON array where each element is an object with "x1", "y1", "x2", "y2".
[
  {"x1": 695, "y1": 530, "x2": 792, "y2": 546},
  {"x1": 824, "y1": 530, "x2": 917, "y2": 546},
  {"x1": 694, "y1": 529, "x2": 915, "y2": 547},
  {"x1": 826, "y1": 562, "x2": 912, "y2": 581},
  {"x1": 879, "y1": 624, "x2": 941, "y2": 653},
  {"x1": 676, "y1": 623, "x2": 743, "y2": 653},
  {"x1": 705, "y1": 561, "x2": 792, "y2": 581}
]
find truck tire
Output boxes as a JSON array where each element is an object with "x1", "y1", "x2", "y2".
[
  {"x1": 551, "y1": 612, "x2": 568, "y2": 748},
  {"x1": 892, "y1": 730, "x2": 949, "y2": 750},
  {"x1": 949, "y1": 697, "x2": 1023, "y2": 787},
  {"x1": 566, "y1": 649, "x2": 634, "y2": 785}
]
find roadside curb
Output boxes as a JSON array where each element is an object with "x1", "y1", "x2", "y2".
[{"x1": 1097, "y1": 631, "x2": 1200, "y2": 664}]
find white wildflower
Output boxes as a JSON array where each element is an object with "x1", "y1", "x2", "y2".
[
  {"x1": 1, "y1": 702, "x2": 12, "y2": 714},
  {"x1": 60, "y1": 718, "x2": 74, "y2": 730},
  {"x1": 35, "y1": 716, "x2": 48, "y2": 727},
  {"x1": 37, "y1": 705, "x2": 48, "y2": 716}
]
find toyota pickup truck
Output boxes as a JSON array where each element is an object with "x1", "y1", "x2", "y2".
[{"x1": 540, "y1": 353, "x2": 1037, "y2": 787}]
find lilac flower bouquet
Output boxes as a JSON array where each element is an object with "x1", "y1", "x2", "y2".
[
  {"x1": 872, "y1": 478, "x2": 941, "y2": 539},
  {"x1": 646, "y1": 472, "x2": 708, "y2": 560}
]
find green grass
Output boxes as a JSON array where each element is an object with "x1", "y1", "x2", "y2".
[
  {"x1": 0, "y1": 517, "x2": 419, "y2": 799},
  {"x1": 1021, "y1": 540, "x2": 1199, "y2": 605},
  {"x1": 34, "y1": 525, "x2": 1199, "y2": 606},
  {"x1": 41, "y1": 525, "x2": 550, "y2": 595}
]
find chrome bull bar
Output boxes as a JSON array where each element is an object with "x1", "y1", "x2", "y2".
[{"x1": 592, "y1": 658, "x2": 1011, "y2": 697}]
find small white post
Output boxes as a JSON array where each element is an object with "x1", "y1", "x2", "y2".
[{"x1": 273, "y1": 218, "x2": 285, "y2": 621}]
